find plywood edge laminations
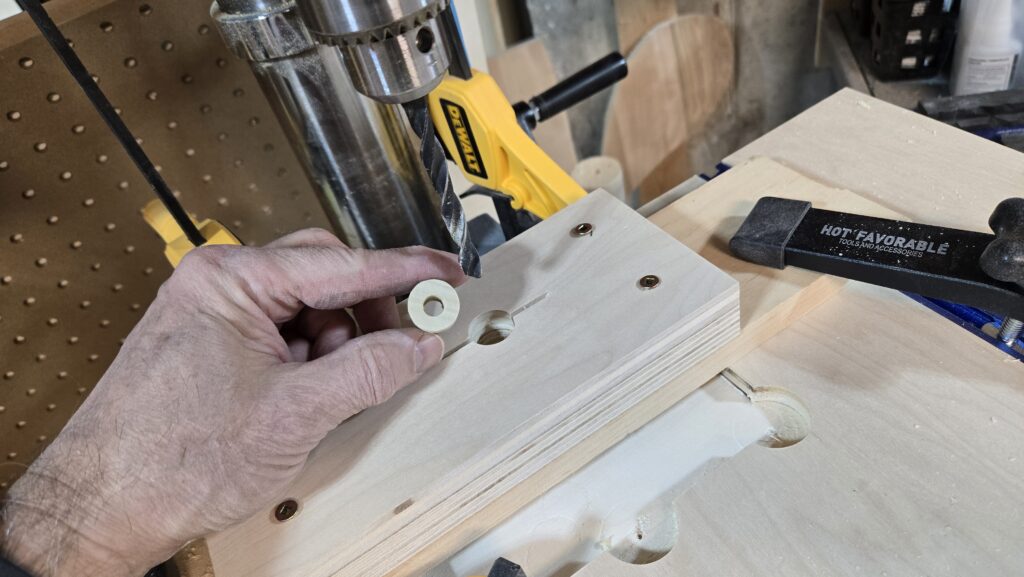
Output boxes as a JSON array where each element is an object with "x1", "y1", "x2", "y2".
[{"x1": 208, "y1": 189, "x2": 740, "y2": 577}]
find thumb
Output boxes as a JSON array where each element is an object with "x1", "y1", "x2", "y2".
[{"x1": 295, "y1": 328, "x2": 444, "y2": 424}]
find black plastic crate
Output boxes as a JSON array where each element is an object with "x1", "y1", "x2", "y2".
[{"x1": 869, "y1": 0, "x2": 957, "y2": 80}]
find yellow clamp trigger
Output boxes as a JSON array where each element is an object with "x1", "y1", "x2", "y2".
[
  {"x1": 428, "y1": 70, "x2": 586, "y2": 219},
  {"x1": 142, "y1": 199, "x2": 241, "y2": 268}
]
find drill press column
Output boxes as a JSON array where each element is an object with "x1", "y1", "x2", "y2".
[{"x1": 212, "y1": 0, "x2": 451, "y2": 251}]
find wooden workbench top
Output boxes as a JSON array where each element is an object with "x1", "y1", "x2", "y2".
[{"x1": 644, "y1": 89, "x2": 1024, "y2": 575}]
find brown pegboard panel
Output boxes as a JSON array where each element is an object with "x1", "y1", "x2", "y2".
[{"x1": 0, "y1": 0, "x2": 328, "y2": 495}]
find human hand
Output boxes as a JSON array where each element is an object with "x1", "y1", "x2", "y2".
[{"x1": 0, "y1": 229, "x2": 466, "y2": 577}]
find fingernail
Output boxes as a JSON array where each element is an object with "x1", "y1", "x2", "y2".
[{"x1": 414, "y1": 333, "x2": 444, "y2": 373}]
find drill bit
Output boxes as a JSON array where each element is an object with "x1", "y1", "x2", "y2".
[{"x1": 405, "y1": 97, "x2": 482, "y2": 278}]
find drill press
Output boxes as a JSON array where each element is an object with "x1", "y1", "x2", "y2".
[{"x1": 211, "y1": 0, "x2": 462, "y2": 256}]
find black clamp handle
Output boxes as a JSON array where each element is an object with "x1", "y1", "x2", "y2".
[
  {"x1": 729, "y1": 197, "x2": 1024, "y2": 319},
  {"x1": 514, "y1": 52, "x2": 628, "y2": 132},
  {"x1": 980, "y1": 198, "x2": 1024, "y2": 288}
]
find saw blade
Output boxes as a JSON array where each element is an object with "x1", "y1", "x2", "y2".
[{"x1": 405, "y1": 98, "x2": 482, "y2": 278}]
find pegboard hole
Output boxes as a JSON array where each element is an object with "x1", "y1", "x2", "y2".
[
  {"x1": 100, "y1": 21, "x2": 114, "y2": 33},
  {"x1": 22, "y1": 189, "x2": 35, "y2": 199},
  {"x1": 71, "y1": 240, "x2": 83, "y2": 249},
  {"x1": 0, "y1": 161, "x2": 8, "y2": 171},
  {"x1": 57, "y1": 279, "x2": 69, "y2": 288},
  {"x1": 167, "y1": 121, "x2": 178, "y2": 130},
  {"x1": 96, "y1": 154, "x2": 108, "y2": 164},
  {"x1": 59, "y1": 171, "x2": 72, "y2": 181},
  {"x1": 47, "y1": 92, "x2": 61, "y2": 103},
  {"x1": 200, "y1": 104, "x2": 212, "y2": 114},
  {"x1": 33, "y1": 142, "x2": 47, "y2": 153},
  {"x1": 182, "y1": 74, "x2": 193, "y2": 84},
  {"x1": 7, "y1": 111, "x2": 21, "y2": 121},
  {"x1": 1, "y1": 276, "x2": 11, "y2": 285},
  {"x1": 146, "y1": 90, "x2": 158, "y2": 101},
  {"x1": 82, "y1": 198, "x2": 94, "y2": 207},
  {"x1": 139, "y1": 4, "x2": 152, "y2": 15},
  {"x1": 23, "y1": 297, "x2": 35, "y2": 306},
  {"x1": 19, "y1": 57, "x2": 33, "y2": 69},
  {"x1": 35, "y1": 258, "x2": 47, "y2": 267},
  {"x1": 185, "y1": 148, "x2": 195, "y2": 157},
  {"x1": 72, "y1": 124, "x2": 86, "y2": 134},
  {"x1": 216, "y1": 58, "x2": 227, "y2": 68},
  {"x1": 198, "y1": 24, "x2": 210, "y2": 34},
  {"x1": 125, "y1": 57, "x2": 138, "y2": 68},
  {"x1": 46, "y1": 216, "x2": 58, "y2": 225},
  {"x1": 11, "y1": 233, "x2": 24, "y2": 243},
  {"x1": 162, "y1": 41, "x2": 175, "y2": 51}
]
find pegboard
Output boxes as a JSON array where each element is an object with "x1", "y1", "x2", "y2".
[{"x1": 0, "y1": 0, "x2": 328, "y2": 496}]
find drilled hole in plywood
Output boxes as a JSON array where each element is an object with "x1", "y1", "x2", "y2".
[{"x1": 469, "y1": 310, "x2": 515, "y2": 345}]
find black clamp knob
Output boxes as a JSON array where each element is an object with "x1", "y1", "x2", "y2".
[{"x1": 980, "y1": 198, "x2": 1024, "y2": 289}]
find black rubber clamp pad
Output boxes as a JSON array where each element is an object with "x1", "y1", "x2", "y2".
[{"x1": 729, "y1": 197, "x2": 812, "y2": 269}]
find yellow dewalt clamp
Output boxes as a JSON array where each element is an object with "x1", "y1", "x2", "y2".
[
  {"x1": 142, "y1": 200, "x2": 241, "y2": 267},
  {"x1": 429, "y1": 52, "x2": 627, "y2": 227}
]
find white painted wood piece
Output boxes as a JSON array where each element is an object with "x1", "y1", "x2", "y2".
[
  {"x1": 408, "y1": 279, "x2": 461, "y2": 333},
  {"x1": 207, "y1": 190, "x2": 741, "y2": 577}
]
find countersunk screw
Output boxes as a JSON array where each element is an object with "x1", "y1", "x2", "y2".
[
  {"x1": 637, "y1": 275, "x2": 661, "y2": 290},
  {"x1": 274, "y1": 499, "x2": 298, "y2": 522},
  {"x1": 570, "y1": 223, "x2": 593, "y2": 237}
]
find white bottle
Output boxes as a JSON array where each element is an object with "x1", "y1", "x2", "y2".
[{"x1": 952, "y1": 0, "x2": 1022, "y2": 95}]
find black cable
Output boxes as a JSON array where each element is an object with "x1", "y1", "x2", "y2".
[{"x1": 15, "y1": 0, "x2": 206, "y2": 247}]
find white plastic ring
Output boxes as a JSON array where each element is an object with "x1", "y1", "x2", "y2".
[{"x1": 408, "y1": 279, "x2": 460, "y2": 333}]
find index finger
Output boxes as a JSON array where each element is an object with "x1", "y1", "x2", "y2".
[{"x1": 176, "y1": 243, "x2": 468, "y2": 323}]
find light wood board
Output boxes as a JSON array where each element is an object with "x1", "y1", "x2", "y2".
[
  {"x1": 602, "y1": 14, "x2": 734, "y2": 203},
  {"x1": 487, "y1": 39, "x2": 578, "y2": 172},
  {"x1": 578, "y1": 282, "x2": 1024, "y2": 576},
  {"x1": 208, "y1": 156, "x2": 901, "y2": 577},
  {"x1": 725, "y1": 88, "x2": 1024, "y2": 231},
  {"x1": 207, "y1": 190, "x2": 741, "y2": 577},
  {"x1": 574, "y1": 91, "x2": 1024, "y2": 576},
  {"x1": 614, "y1": 0, "x2": 677, "y2": 55}
]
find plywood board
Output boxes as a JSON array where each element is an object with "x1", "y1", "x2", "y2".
[
  {"x1": 208, "y1": 157, "x2": 900, "y2": 577},
  {"x1": 725, "y1": 88, "x2": 1023, "y2": 231},
  {"x1": 614, "y1": 0, "x2": 677, "y2": 55},
  {"x1": 207, "y1": 189, "x2": 741, "y2": 577},
  {"x1": 578, "y1": 282, "x2": 1024, "y2": 576},
  {"x1": 602, "y1": 14, "x2": 734, "y2": 201},
  {"x1": 487, "y1": 39, "x2": 578, "y2": 172}
]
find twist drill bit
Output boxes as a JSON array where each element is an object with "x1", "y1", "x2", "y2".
[{"x1": 405, "y1": 97, "x2": 482, "y2": 278}]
